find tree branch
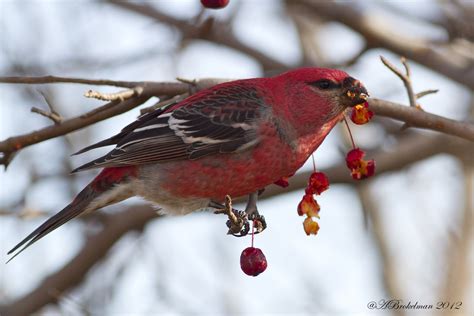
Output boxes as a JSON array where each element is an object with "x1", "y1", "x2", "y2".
[
  {"x1": 0, "y1": 206, "x2": 159, "y2": 316},
  {"x1": 380, "y1": 56, "x2": 417, "y2": 108},
  {"x1": 1, "y1": 133, "x2": 470, "y2": 315},
  {"x1": 260, "y1": 133, "x2": 471, "y2": 199},
  {"x1": 0, "y1": 78, "x2": 229, "y2": 167},
  {"x1": 1, "y1": 76, "x2": 472, "y2": 169},
  {"x1": 369, "y1": 98, "x2": 474, "y2": 141},
  {"x1": 297, "y1": 1, "x2": 474, "y2": 90},
  {"x1": 0, "y1": 76, "x2": 146, "y2": 88},
  {"x1": 107, "y1": 0, "x2": 287, "y2": 71}
]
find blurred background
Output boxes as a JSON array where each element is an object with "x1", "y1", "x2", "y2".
[{"x1": 0, "y1": 0, "x2": 473, "y2": 315}]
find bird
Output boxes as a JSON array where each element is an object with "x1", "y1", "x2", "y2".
[{"x1": 7, "y1": 67, "x2": 368, "y2": 261}]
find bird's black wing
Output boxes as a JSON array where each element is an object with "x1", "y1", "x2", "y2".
[{"x1": 73, "y1": 85, "x2": 267, "y2": 172}]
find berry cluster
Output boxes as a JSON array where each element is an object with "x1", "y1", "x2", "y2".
[
  {"x1": 296, "y1": 101, "x2": 376, "y2": 237},
  {"x1": 345, "y1": 101, "x2": 376, "y2": 179},
  {"x1": 297, "y1": 171, "x2": 329, "y2": 235}
]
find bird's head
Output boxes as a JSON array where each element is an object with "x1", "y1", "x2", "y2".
[{"x1": 270, "y1": 67, "x2": 369, "y2": 134}]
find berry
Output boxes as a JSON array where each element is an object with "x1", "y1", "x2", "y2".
[
  {"x1": 240, "y1": 247, "x2": 267, "y2": 276},
  {"x1": 200, "y1": 0, "x2": 229, "y2": 9},
  {"x1": 303, "y1": 217, "x2": 320, "y2": 235},
  {"x1": 307, "y1": 172, "x2": 329, "y2": 195},
  {"x1": 297, "y1": 194, "x2": 320, "y2": 217},
  {"x1": 350, "y1": 102, "x2": 373, "y2": 125},
  {"x1": 345, "y1": 148, "x2": 365, "y2": 169},
  {"x1": 345, "y1": 148, "x2": 375, "y2": 180}
]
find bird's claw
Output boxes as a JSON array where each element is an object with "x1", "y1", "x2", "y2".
[
  {"x1": 213, "y1": 195, "x2": 267, "y2": 237},
  {"x1": 249, "y1": 212, "x2": 267, "y2": 234},
  {"x1": 214, "y1": 195, "x2": 249, "y2": 236}
]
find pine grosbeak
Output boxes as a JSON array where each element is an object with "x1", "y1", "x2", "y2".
[{"x1": 8, "y1": 68, "x2": 368, "y2": 260}]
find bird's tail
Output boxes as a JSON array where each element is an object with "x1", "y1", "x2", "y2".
[{"x1": 7, "y1": 166, "x2": 137, "y2": 262}]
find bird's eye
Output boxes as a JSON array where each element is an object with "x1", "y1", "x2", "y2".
[{"x1": 308, "y1": 79, "x2": 339, "y2": 90}]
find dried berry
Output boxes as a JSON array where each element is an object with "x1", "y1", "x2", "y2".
[
  {"x1": 303, "y1": 217, "x2": 320, "y2": 235},
  {"x1": 345, "y1": 148, "x2": 375, "y2": 180},
  {"x1": 345, "y1": 148, "x2": 365, "y2": 169},
  {"x1": 200, "y1": 0, "x2": 229, "y2": 9},
  {"x1": 297, "y1": 194, "x2": 320, "y2": 217},
  {"x1": 307, "y1": 172, "x2": 329, "y2": 195},
  {"x1": 240, "y1": 247, "x2": 267, "y2": 276},
  {"x1": 350, "y1": 102, "x2": 373, "y2": 125}
]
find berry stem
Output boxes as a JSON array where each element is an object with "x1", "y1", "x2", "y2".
[
  {"x1": 251, "y1": 220, "x2": 255, "y2": 248},
  {"x1": 343, "y1": 117, "x2": 357, "y2": 149}
]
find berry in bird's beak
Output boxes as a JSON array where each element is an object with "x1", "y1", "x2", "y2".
[{"x1": 350, "y1": 102, "x2": 374, "y2": 125}]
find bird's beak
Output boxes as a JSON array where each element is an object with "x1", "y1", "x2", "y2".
[{"x1": 342, "y1": 77, "x2": 369, "y2": 107}]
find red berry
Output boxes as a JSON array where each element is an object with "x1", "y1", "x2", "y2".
[
  {"x1": 297, "y1": 194, "x2": 320, "y2": 217},
  {"x1": 345, "y1": 148, "x2": 365, "y2": 169},
  {"x1": 345, "y1": 148, "x2": 376, "y2": 180},
  {"x1": 240, "y1": 247, "x2": 267, "y2": 276},
  {"x1": 200, "y1": 0, "x2": 229, "y2": 9},
  {"x1": 365, "y1": 159, "x2": 375, "y2": 177},
  {"x1": 308, "y1": 172, "x2": 329, "y2": 195},
  {"x1": 303, "y1": 216, "x2": 320, "y2": 235},
  {"x1": 350, "y1": 159, "x2": 376, "y2": 180},
  {"x1": 350, "y1": 102, "x2": 374, "y2": 125}
]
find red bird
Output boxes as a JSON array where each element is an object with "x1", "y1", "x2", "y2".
[{"x1": 8, "y1": 68, "x2": 368, "y2": 260}]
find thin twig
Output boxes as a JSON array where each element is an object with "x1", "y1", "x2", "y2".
[
  {"x1": 84, "y1": 86, "x2": 143, "y2": 102},
  {"x1": 108, "y1": 0, "x2": 287, "y2": 71},
  {"x1": 297, "y1": 1, "x2": 474, "y2": 89},
  {"x1": 31, "y1": 107, "x2": 63, "y2": 124},
  {"x1": 415, "y1": 89, "x2": 439, "y2": 99},
  {"x1": 380, "y1": 56, "x2": 417, "y2": 108},
  {"x1": 0, "y1": 75, "x2": 146, "y2": 88},
  {"x1": 0, "y1": 94, "x2": 151, "y2": 168}
]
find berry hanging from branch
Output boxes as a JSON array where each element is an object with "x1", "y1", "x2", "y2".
[
  {"x1": 240, "y1": 220, "x2": 267, "y2": 277},
  {"x1": 296, "y1": 156, "x2": 329, "y2": 236},
  {"x1": 201, "y1": 0, "x2": 229, "y2": 9}
]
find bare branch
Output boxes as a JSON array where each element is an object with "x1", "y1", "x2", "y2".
[
  {"x1": 108, "y1": 1, "x2": 288, "y2": 71},
  {"x1": 0, "y1": 206, "x2": 159, "y2": 316},
  {"x1": 31, "y1": 107, "x2": 63, "y2": 124},
  {"x1": 0, "y1": 75, "x2": 146, "y2": 88},
  {"x1": 84, "y1": 87, "x2": 143, "y2": 102},
  {"x1": 0, "y1": 94, "x2": 151, "y2": 168},
  {"x1": 1, "y1": 76, "x2": 471, "y2": 169},
  {"x1": 381, "y1": 56, "x2": 417, "y2": 108},
  {"x1": 260, "y1": 133, "x2": 471, "y2": 199},
  {"x1": 0, "y1": 134, "x2": 470, "y2": 315},
  {"x1": 369, "y1": 98, "x2": 474, "y2": 141},
  {"x1": 415, "y1": 89, "x2": 439, "y2": 99},
  {"x1": 0, "y1": 78, "x2": 229, "y2": 167},
  {"x1": 297, "y1": 1, "x2": 474, "y2": 90}
]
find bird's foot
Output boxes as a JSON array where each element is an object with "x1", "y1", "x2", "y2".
[
  {"x1": 213, "y1": 195, "x2": 250, "y2": 237},
  {"x1": 248, "y1": 211, "x2": 267, "y2": 234},
  {"x1": 244, "y1": 191, "x2": 267, "y2": 234}
]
